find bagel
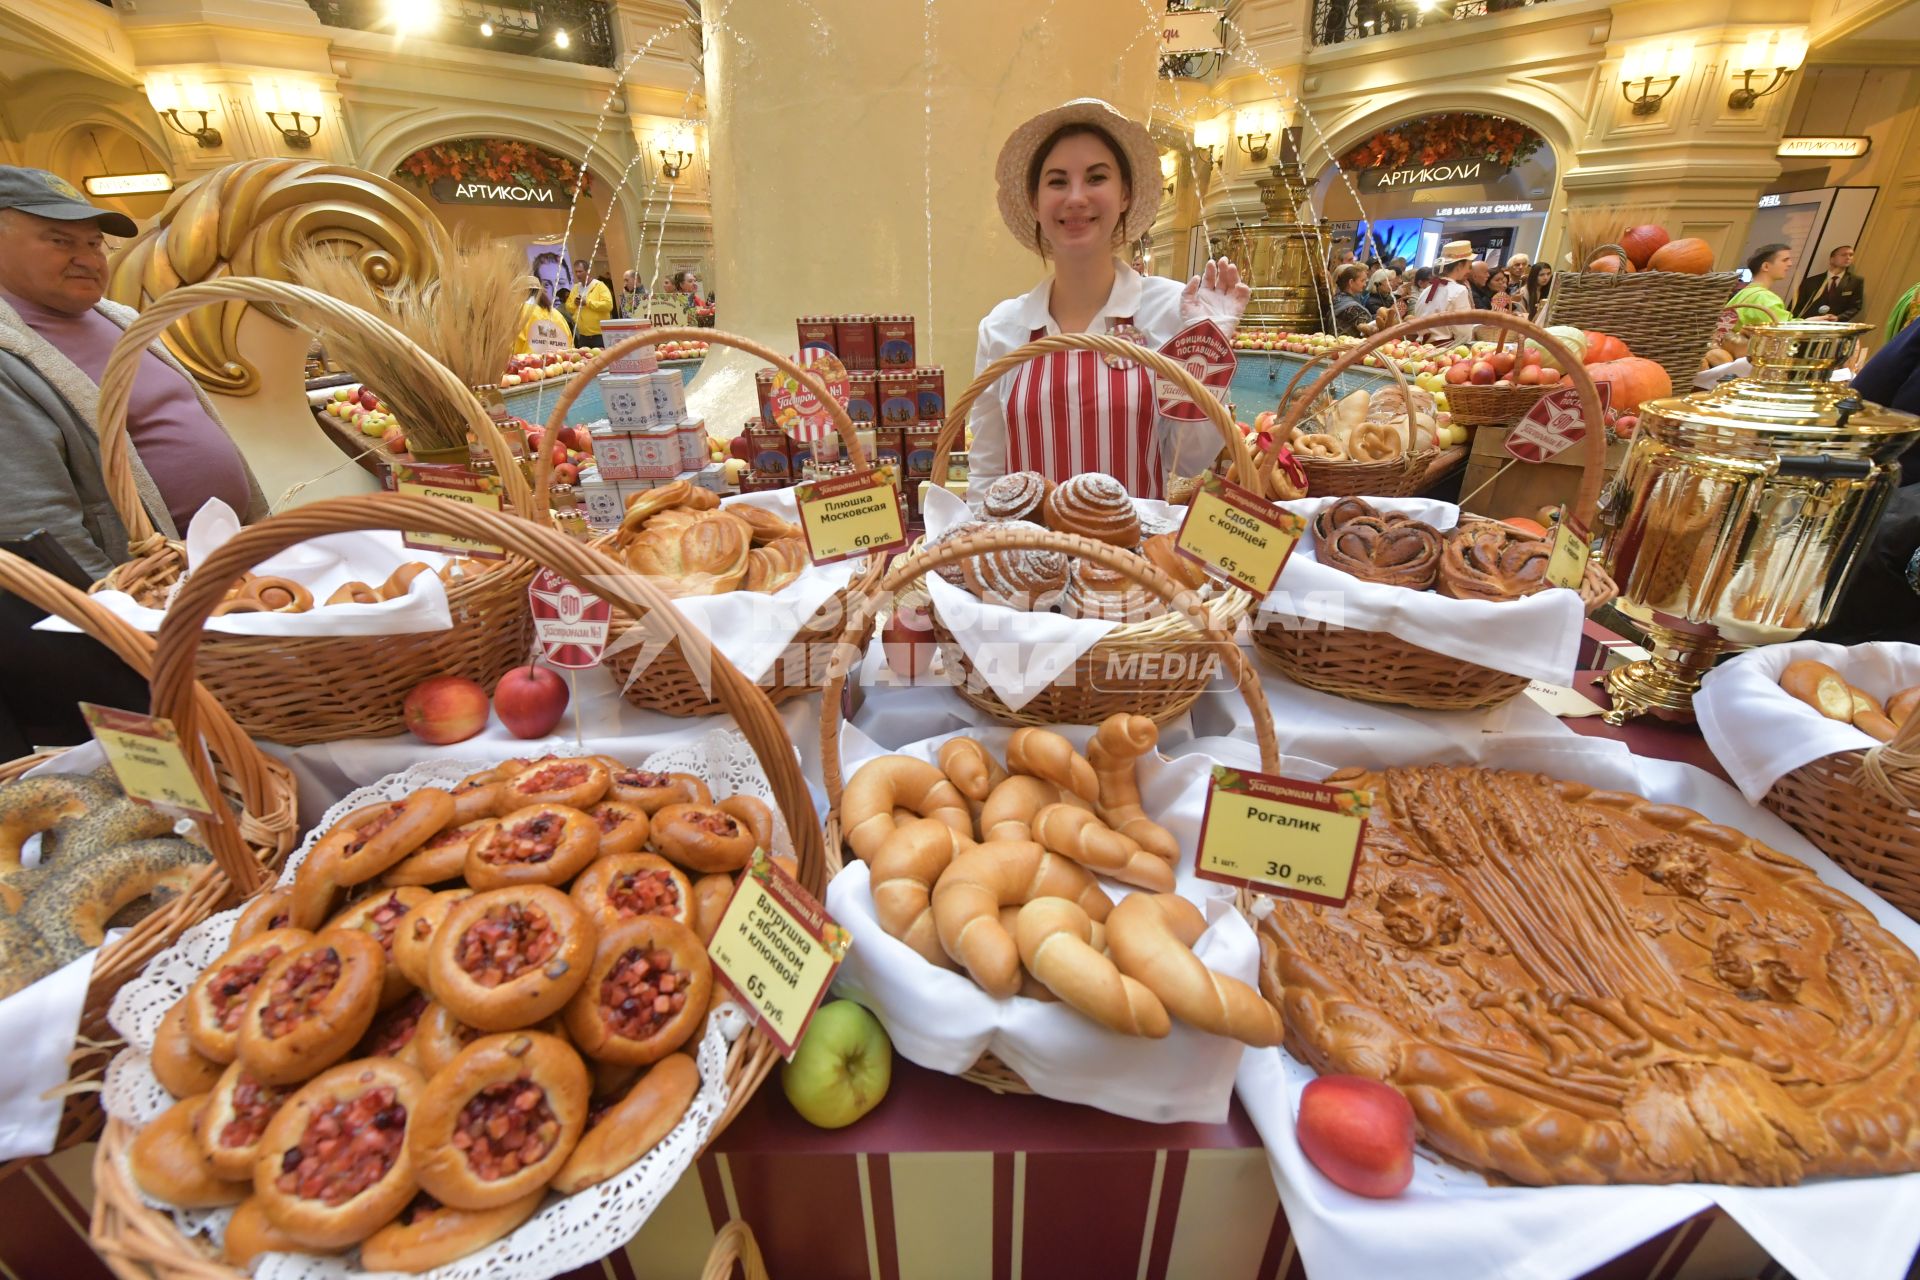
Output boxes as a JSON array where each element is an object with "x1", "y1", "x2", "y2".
[
  {"x1": 380, "y1": 820, "x2": 491, "y2": 887},
  {"x1": 198, "y1": 1060, "x2": 297, "y2": 1181},
  {"x1": 253, "y1": 1057, "x2": 425, "y2": 1249},
  {"x1": 464, "y1": 804, "x2": 600, "y2": 890},
  {"x1": 570, "y1": 853, "x2": 694, "y2": 934},
  {"x1": 237, "y1": 930, "x2": 387, "y2": 1084},
  {"x1": 391, "y1": 889, "x2": 473, "y2": 990},
  {"x1": 324, "y1": 886, "x2": 432, "y2": 1007},
  {"x1": 495, "y1": 756, "x2": 610, "y2": 815},
  {"x1": 606, "y1": 766, "x2": 711, "y2": 814},
  {"x1": 584, "y1": 800, "x2": 650, "y2": 856},
  {"x1": 1015, "y1": 898, "x2": 1169, "y2": 1037},
  {"x1": 151, "y1": 996, "x2": 225, "y2": 1097},
  {"x1": 563, "y1": 916, "x2": 711, "y2": 1065},
  {"x1": 310, "y1": 790, "x2": 456, "y2": 886},
  {"x1": 1105, "y1": 894, "x2": 1283, "y2": 1046},
  {"x1": 427, "y1": 886, "x2": 593, "y2": 1032},
  {"x1": 22, "y1": 836, "x2": 211, "y2": 966},
  {"x1": 930, "y1": 841, "x2": 1113, "y2": 998},
  {"x1": 0, "y1": 774, "x2": 115, "y2": 881},
  {"x1": 131, "y1": 1094, "x2": 245, "y2": 1208},
  {"x1": 359, "y1": 1188, "x2": 545, "y2": 1273},
  {"x1": 842, "y1": 756, "x2": 972, "y2": 863},
  {"x1": 184, "y1": 928, "x2": 313, "y2": 1063},
  {"x1": 410, "y1": 1031, "x2": 589, "y2": 1210},
  {"x1": 551, "y1": 1053, "x2": 699, "y2": 1194},
  {"x1": 0, "y1": 915, "x2": 60, "y2": 999},
  {"x1": 647, "y1": 803, "x2": 757, "y2": 874}
]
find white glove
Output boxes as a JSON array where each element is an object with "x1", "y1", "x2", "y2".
[{"x1": 1179, "y1": 257, "x2": 1252, "y2": 329}]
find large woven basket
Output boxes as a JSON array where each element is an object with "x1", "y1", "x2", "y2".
[
  {"x1": 1251, "y1": 311, "x2": 1619, "y2": 712},
  {"x1": 90, "y1": 278, "x2": 544, "y2": 746},
  {"x1": 0, "y1": 549, "x2": 297, "y2": 1167},
  {"x1": 90, "y1": 492, "x2": 827, "y2": 1280},
  {"x1": 1763, "y1": 712, "x2": 1920, "y2": 920},
  {"x1": 542, "y1": 327, "x2": 883, "y2": 717},
  {"x1": 928, "y1": 331, "x2": 1259, "y2": 727},
  {"x1": 1543, "y1": 243, "x2": 1741, "y2": 391},
  {"x1": 1272, "y1": 348, "x2": 1464, "y2": 498},
  {"x1": 815, "y1": 524, "x2": 1283, "y2": 1096}
]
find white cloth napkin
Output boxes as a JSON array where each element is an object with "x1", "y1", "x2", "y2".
[
  {"x1": 38, "y1": 500, "x2": 457, "y2": 638},
  {"x1": 1259, "y1": 495, "x2": 1585, "y2": 686},
  {"x1": 1227, "y1": 734, "x2": 1920, "y2": 1280},
  {"x1": 596, "y1": 488, "x2": 863, "y2": 687},
  {"x1": 1696, "y1": 640, "x2": 1920, "y2": 803},
  {"x1": 823, "y1": 724, "x2": 1294, "y2": 1124},
  {"x1": 918, "y1": 485, "x2": 1205, "y2": 713}
]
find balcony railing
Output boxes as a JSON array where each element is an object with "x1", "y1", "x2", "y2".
[
  {"x1": 307, "y1": 0, "x2": 617, "y2": 68},
  {"x1": 1311, "y1": 0, "x2": 1554, "y2": 46}
]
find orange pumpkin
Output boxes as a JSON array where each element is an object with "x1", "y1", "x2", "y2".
[
  {"x1": 1582, "y1": 332, "x2": 1632, "y2": 363},
  {"x1": 1648, "y1": 238, "x2": 1714, "y2": 274},
  {"x1": 1620, "y1": 225, "x2": 1671, "y2": 269},
  {"x1": 1588, "y1": 253, "x2": 1633, "y2": 274},
  {"x1": 1501, "y1": 517, "x2": 1548, "y2": 537},
  {"x1": 1585, "y1": 356, "x2": 1672, "y2": 410}
]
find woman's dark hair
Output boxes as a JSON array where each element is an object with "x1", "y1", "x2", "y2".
[
  {"x1": 555, "y1": 287, "x2": 571, "y2": 306},
  {"x1": 1747, "y1": 243, "x2": 1791, "y2": 277},
  {"x1": 672, "y1": 270, "x2": 691, "y2": 289},
  {"x1": 1413, "y1": 266, "x2": 1434, "y2": 286},
  {"x1": 1025, "y1": 122, "x2": 1132, "y2": 259},
  {"x1": 1525, "y1": 261, "x2": 1552, "y2": 315}
]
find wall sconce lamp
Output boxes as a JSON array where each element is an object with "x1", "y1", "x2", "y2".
[
  {"x1": 1620, "y1": 41, "x2": 1692, "y2": 116},
  {"x1": 1728, "y1": 29, "x2": 1807, "y2": 110},
  {"x1": 254, "y1": 78, "x2": 324, "y2": 149},
  {"x1": 658, "y1": 128, "x2": 696, "y2": 180},
  {"x1": 145, "y1": 74, "x2": 222, "y2": 149},
  {"x1": 1235, "y1": 104, "x2": 1278, "y2": 163},
  {"x1": 1159, "y1": 152, "x2": 1178, "y2": 197},
  {"x1": 1192, "y1": 117, "x2": 1224, "y2": 170}
]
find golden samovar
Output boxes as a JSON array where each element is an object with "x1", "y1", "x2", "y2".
[
  {"x1": 1215, "y1": 131, "x2": 1329, "y2": 334},
  {"x1": 1598, "y1": 321, "x2": 1920, "y2": 723}
]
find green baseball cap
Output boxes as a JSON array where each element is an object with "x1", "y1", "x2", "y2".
[{"x1": 0, "y1": 166, "x2": 138, "y2": 237}]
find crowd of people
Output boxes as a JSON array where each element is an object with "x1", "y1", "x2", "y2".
[
  {"x1": 517, "y1": 262, "x2": 713, "y2": 353},
  {"x1": 1325, "y1": 242, "x2": 1547, "y2": 342}
]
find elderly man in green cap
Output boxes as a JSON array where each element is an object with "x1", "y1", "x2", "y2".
[{"x1": 0, "y1": 166, "x2": 265, "y2": 579}]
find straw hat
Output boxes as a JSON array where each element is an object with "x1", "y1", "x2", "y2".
[
  {"x1": 995, "y1": 98, "x2": 1163, "y2": 253},
  {"x1": 1438, "y1": 240, "x2": 1476, "y2": 266}
]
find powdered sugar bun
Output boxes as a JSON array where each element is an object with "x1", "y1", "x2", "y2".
[
  {"x1": 982, "y1": 471, "x2": 1053, "y2": 523},
  {"x1": 1062, "y1": 561, "x2": 1165, "y2": 622},
  {"x1": 925, "y1": 518, "x2": 997, "y2": 586},
  {"x1": 1043, "y1": 474, "x2": 1141, "y2": 548},
  {"x1": 958, "y1": 520, "x2": 1070, "y2": 611}
]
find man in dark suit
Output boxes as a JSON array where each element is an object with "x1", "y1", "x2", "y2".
[{"x1": 1794, "y1": 245, "x2": 1865, "y2": 320}]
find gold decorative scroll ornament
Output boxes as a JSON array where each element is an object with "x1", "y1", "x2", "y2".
[{"x1": 105, "y1": 159, "x2": 450, "y2": 394}]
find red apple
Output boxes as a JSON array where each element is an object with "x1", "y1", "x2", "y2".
[
  {"x1": 552, "y1": 461, "x2": 580, "y2": 485},
  {"x1": 381, "y1": 425, "x2": 408, "y2": 455},
  {"x1": 558, "y1": 424, "x2": 590, "y2": 452},
  {"x1": 403, "y1": 675, "x2": 490, "y2": 745},
  {"x1": 1296, "y1": 1075, "x2": 1416, "y2": 1198},
  {"x1": 548, "y1": 441, "x2": 569, "y2": 467},
  {"x1": 1516, "y1": 365, "x2": 1544, "y2": 386},
  {"x1": 493, "y1": 665, "x2": 569, "y2": 739},
  {"x1": 1469, "y1": 361, "x2": 1497, "y2": 385},
  {"x1": 1444, "y1": 362, "x2": 1471, "y2": 385},
  {"x1": 1490, "y1": 351, "x2": 1516, "y2": 376},
  {"x1": 882, "y1": 601, "x2": 937, "y2": 679},
  {"x1": 524, "y1": 427, "x2": 545, "y2": 455}
]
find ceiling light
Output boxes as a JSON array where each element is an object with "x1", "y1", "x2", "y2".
[
  {"x1": 554, "y1": 28, "x2": 570, "y2": 48},
  {"x1": 480, "y1": 19, "x2": 493, "y2": 35}
]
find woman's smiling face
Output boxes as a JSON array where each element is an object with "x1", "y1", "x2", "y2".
[{"x1": 1032, "y1": 132, "x2": 1129, "y2": 258}]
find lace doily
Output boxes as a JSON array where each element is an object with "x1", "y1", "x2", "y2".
[{"x1": 105, "y1": 732, "x2": 789, "y2": 1279}]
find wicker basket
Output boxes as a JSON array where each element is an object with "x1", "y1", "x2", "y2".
[
  {"x1": 1251, "y1": 311, "x2": 1620, "y2": 711},
  {"x1": 541, "y1": 327, "x2": 884, "y2": 717},
  {"x1": 0, "y1": 549, "x2": 297, "y2": 1167},
  {"x1": 1543, "y1": 243, "x2": 1741, "y2": 391},
  {"x1": 814, "y1": 524, "x2": 1283, "y2": 1095},
  {"x1": 1763, "y1": 712, "x2": 1920, "y2": 920},
  {"x1": 92, "y1": 492, "x2": 828, "y2": 1279},
  {"x1": 1266, "y1": 339, "x2": 1466, "y2": 498},
  {"x1": 927, "y1": 331, "x2": 1259, "y2": 726},
  {"x1": 90, "y1": 278, "x2": 545, "y2": 747}
]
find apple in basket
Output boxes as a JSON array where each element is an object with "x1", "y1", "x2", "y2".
[
  {"x1": 493, "y1": 665, "x2": 569, "y2": 739},
  {"x1": 1296, "y1": 1075, "x2": 1416, "y2": 1198},
  {"x1": 881, "y1": 600, "x2": 937, "y2": 679},
  {"x1": 403, "y1": 675, "x2": 490, "y2": 745},
  {"x1": 782, "y1": 999, "x2": 893, "y2": 1129}
]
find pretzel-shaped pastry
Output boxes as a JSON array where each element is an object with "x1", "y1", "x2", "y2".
[
  {"x1": 1030, "y1": 804, "x2": 1174, "y2": 891},
  {"x1": 1315, "y1": 517, "x2": 1444, "y2": 590},
  {"x1": 1106, "y1": 894, "x2": 1284, "y2": 1046},
  {"x1": 1086, "y1": 714, "x2": 1180, "y2": 862},
  {"x1": 1293, "y1": 433, "x2": 1346, "y2": 460},
  {"x1": 1436, "y1": 523, "x2": 1553, "y2": 602},
  {"x1": 1346, "y1": 422, "x2": 1404, "y2": 463},
  {"x1": 870, "y1": 817, "x2": 971, "y2": 969},
  {"x1": 842, "y1": 755, "x2": 973, "y2": 863},
  {"x1": 1016, "y1": 898, "x2": 1169, "y2": 1037},
  {"x1": 930, "y1": 840, "x2": 1113, "y2": 998},
  {"x1": 1265, "y1": 445, "x2": 1309, "y2": 501},
  {"x1": 1311, "y1": 496, "x2": 1393, "y2": 545},
  {"x1": 1005, "y1": 728, "x2": 1100, "y2": 804}
]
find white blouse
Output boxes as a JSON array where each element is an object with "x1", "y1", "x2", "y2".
[
  {"x1": 1410, "y1": 277, "x2": 1474, "y2": 346},
  {"x1": 966, "y1": 260, "x2": 1234, "y2": 500}
]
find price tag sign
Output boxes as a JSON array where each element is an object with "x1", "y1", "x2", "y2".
[
  {"x1": 1546, "y1": 515, "x2": 1592, "y2": 589},
  {"x1": 390, "y1": 463, "x2": 508, "y2": 560},
  {"x1": 1154, "y1": 319, "x2": 1237, "y2": 422},
  {"x1": 1194, "y1": 766, "x2": 1369, "y2": 906},
  {"x1": 80, "y1": 703, "x2": 215, "y2": 817},
  {"x1": 527, "y1": 568, "x2": 611, "y2": 669},
  {"x1": 1173, "y1": 472, "x2": 1305, "y2": 597},
  {"x1": 1505, "y1": 383, "x2": 1609, "y2": 463},
  {"x1": 708, "y1": 850, "x2": 852, "y2": 1059},
  {"x1": 795, "y1": 466, "x2": 907, "y2": 564},
  {"x1": 526, "y1": 318, "x2": 570, "y2": 355}
]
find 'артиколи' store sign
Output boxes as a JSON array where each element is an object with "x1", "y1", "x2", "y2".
[
  {"x1": 429, "y1": 178, "x2": 567, "y2": 208},
  {"x1": 1357, "y1": 160, "x2": 1513, "y2": 193}
]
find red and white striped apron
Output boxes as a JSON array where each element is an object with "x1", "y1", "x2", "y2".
[{"x1": 1005, "y1": 321, "x2": 1163, "y2": 500}]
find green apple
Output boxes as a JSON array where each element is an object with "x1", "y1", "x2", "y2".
[{"x1": 781, "y1": 999, "x2": 892, "y2": 1129}]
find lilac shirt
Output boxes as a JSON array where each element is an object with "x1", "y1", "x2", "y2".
[{"x1": 5, "y1": 290, "x2": 253, "y2": 532}]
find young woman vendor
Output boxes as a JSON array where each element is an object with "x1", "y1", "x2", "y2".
[{"x1": 967, "y1": 99, "x2": 1250, "y2": 501}]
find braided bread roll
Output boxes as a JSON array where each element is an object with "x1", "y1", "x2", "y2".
[
  {"x1": 1107, "y1": 894, "x2": 1284, "y2": 1046},
  {"x1": 1086, "y1": 715, "x2": 1179, "y2": 863},
  {"x1": 870, "y1": 818, "x2": 971, "y2": 969},
  {"x1": 1436, "y1": 524, "x2": 1552, "y2": 602},
  {"x1": 931, "y1": 840, "x2": 1113, "y2": 998},
  {"x1": 1016, "y1": 898, "x2": 1169, "y2": 1037},
  {"x1": 1042, "y1": 474, "x2": 1141, "y2": 548},
  {"x1": 979, "y1": 775, "x2": 1090, "y2": 843},
  {"x1": 1030, "y1": 804, "x2": 1174, "y2": 892},
  {"x1": 1005, "y1": 728, "x2": 1100, "y2": 804},
  {"x1": 842, "y1": 756, "x2": 973, "y2": 863}
]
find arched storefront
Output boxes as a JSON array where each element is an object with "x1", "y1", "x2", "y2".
[
  {"x1": 1313, "y1": 111, "x2": 1558, "y2": 268},
  {"x1": 45, "y1": 121, "x2": 176, "y2": 225}
]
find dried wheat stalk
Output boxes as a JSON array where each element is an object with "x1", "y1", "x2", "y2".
[
  {"x1": 290, "y1": 233, "x2": 528, "y2": 452},
  {"x1": 1563, "y1": 204, "x2": 1668, "y2": 269}
]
